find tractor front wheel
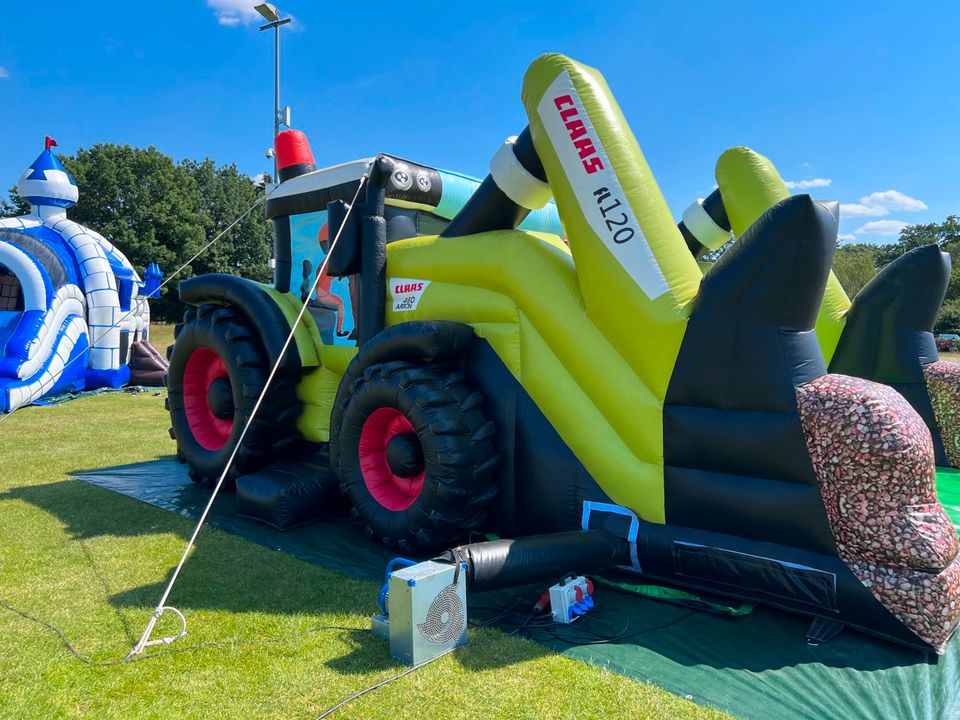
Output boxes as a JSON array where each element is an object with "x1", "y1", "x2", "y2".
[
  {"x1": 333, "y1": 361, "x2": 499, "y2": 551},
  {"x1": 165, "y1": 303, "x2": 302, "y2": 487}
]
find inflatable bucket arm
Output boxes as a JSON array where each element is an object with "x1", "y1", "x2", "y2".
[{"x1": 521, "y1": 54, "x2": 702, "y2": 395}]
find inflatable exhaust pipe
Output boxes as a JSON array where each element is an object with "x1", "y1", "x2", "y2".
[{"x1": 441, "y1": 126, "x2": 551, "y2": 238}]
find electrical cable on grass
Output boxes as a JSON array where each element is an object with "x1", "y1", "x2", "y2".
[
  {"x1": 2, "y1": 169, "x2": 691, "y2": 712},
  {"x1": 310, "y1": 589, "x2": 668, "y2": 720},
  {"x1": 314, "y1": 648, "x2": 454, "y2": 720},
  {"x1": 3, "y1": 592, "x2": 449, "y2": 720},
  {"x1": 128, "y1": 167, "x2": 372, "y2": 659}
]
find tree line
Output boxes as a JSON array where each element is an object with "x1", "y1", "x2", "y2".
[
  {"x1": 2, "y1": 143, "x2": 957, "y2": 332},
  {"x1": 1, "y1": 144, "x2": 272, "y2": 320},
  {"x1": 834, "y1": 217, "x2": 960, "y2": 333}
]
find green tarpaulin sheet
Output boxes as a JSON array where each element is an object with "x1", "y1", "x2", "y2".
[
  {"x1": 938, "y1": 467, "x2": 960, "y2": 534},
  {"x1": 72, "y1": 459, "x2": 960, "y2": 720}
]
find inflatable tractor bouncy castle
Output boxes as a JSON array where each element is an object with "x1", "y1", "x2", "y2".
[
  {"x1": 0, "y1": 139, "x2": 166, "y2": 412},
  {"x1": 165, "y1": 54, "x2": 960, "y2": 653}
]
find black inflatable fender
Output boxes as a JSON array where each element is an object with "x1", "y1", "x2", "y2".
[
  {"x1": 178, "y1": 273, "x2": 302, "y2": 376},
  {"x1": 329, "y1": 321, "x2": 476, "y2": 471},
  {"x1": 832, "y1": 244, "x2": 950, "y2": 379}
]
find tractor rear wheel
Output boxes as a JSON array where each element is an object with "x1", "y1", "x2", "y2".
[
  {"x1": 333, "y1": 361, "x2": 499, "y2": 551},
  {"x1": 165, "y1": 303, "x2": 302, "y2": 487}
]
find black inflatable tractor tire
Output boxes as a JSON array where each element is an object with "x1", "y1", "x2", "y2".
[
  {"x1": 333, "y1": 361, "x2": 499, "y2": 551},
  {"x1": 165, "y1": 303, "x2": 302, "y2": 487}
]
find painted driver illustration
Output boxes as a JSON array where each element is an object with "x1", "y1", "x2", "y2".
[{"x1": 307, "y1": 222, "x2": 355, "y2": 339}]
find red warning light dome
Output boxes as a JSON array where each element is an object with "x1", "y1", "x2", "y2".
[{"x1": 275, "y1": 129, "x2": 317, "y2": 182}]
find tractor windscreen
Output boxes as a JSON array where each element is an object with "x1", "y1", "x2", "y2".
[{"x1": 287, "y1": 202, "x2": 449, "y2": 346}]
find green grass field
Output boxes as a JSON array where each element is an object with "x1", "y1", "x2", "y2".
[
  {"x1": 149, "y1": 321, "x2": 175, "y2": 352},
  {"x1": 0, "y1": 325, "x2": 727, "y2": 719}
]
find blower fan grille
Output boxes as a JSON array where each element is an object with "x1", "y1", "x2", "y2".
[{"x1": 417, "y1": 583, "x2": 465, "y2": 644}]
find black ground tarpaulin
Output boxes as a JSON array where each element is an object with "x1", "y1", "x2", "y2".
[{"x1": 74, "y1": 459, "x2": 960, "y2": 720}]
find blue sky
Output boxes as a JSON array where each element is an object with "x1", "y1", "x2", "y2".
[{"x1": 1, "y1": 1, "x2": 957, "y2": 243}]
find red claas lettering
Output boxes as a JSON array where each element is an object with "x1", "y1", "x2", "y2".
[{"x1": 552, "y1": 94, "x2": 605, "y2": 175}]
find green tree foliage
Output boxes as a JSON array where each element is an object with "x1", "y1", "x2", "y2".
[
  {"x1": 828, "y1": 217, "x2": 960, "y2": 334},
  {"x1": 876, "y1": 216, "x2": 960, "y2": 266},
  {"x1": 2, "y1": 144, "x2": 272, "y2": 320},
  {"x1": 873, "y1": 216, "x2": 960, "y2": 334},
  {"x1": 63, "y1": 145, "x2": 206, "y2": 316},
  {"x1": 833, "y1": 243, "x2": 880, "y2": 298},
  {"x1": 0, "y1": 185, "x2": 29, "y2": 216},
  {"x1": 705, "y1": 217, "x2": 960, "y2": 334},
  {"x1": 180, "y1": 158, "x2": 272, "y2": 284},
  {"x1": 936, "y1": 301, "x2": 960, "y2": 336}
]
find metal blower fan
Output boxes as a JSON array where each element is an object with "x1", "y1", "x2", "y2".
[{"x1": 385, "y1": 560, "x2": 468, "y2": 665}]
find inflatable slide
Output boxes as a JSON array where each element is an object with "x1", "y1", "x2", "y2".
[{"x1": 0, "y1": 138, "x2": 165, "y2": 412}]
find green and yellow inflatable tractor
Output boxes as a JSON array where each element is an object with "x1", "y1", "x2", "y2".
[{"x1": 165, "y1": 54, "x2": 960, "y2": 653}]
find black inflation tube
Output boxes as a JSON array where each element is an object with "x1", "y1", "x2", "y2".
[
  {"x1": 440, "y1": 126, "x2": 547, "y2": 239},
  {"x1": 435, "y1": 530, "x2": 629, "y2": 593}
]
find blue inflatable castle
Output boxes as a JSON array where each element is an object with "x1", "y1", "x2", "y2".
[{"x1": 0, "y1": 138, "x2": 166, "y2": 412}]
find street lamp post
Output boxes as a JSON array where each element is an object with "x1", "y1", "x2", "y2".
[{"x1": 256, "y1": 3, "x2": 291, "y2": 181}]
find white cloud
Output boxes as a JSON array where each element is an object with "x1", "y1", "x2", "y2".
[
  {"x1": 838, "y1": 233, "x2": 856, "y2": 242},
  {"x1": 860, "y1": 190, "x2": 927, "y2": 212},
  {"x1": 840, "y1": 189, "x2": 927, "y2": 218},
  {"x1": 0, "y1": 67, "x2": 8, "y2": 79},
  {"x1": 207, "y1": 0, "x2": 263, "y2": 26},
  {"x1": 784, "y1": 177, "x2": 832, "y2": 190},
  {"x1": 854, "y1": 219, "x2": 909, "y2": 237},
  {"x1": 840, "y1": 202, "x2": 887, "y2": 217}
]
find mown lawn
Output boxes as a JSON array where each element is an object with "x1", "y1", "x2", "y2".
[
  {"x1": 148, "y1": 322, "x2": 175, "y2": 354},
  {"x1": 0, "y1": 369, "x2": 728, "y2": 718}
]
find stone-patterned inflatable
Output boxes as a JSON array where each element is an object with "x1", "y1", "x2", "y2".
[
  {"x1": 797, "y1": 373, "x2": 960, "y2": 651},
  {"x1": 926, "y1": 360, "x2": 960, "y2": 468}
]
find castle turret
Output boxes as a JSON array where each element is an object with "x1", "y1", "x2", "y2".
[{"x1": 17, "y1": 137, "x2": 78, "y2": 220}]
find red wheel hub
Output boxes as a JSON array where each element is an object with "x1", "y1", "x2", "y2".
[
  {"x1": 182, "y1": 347, "x2": 233, "y2": 451},
  {"x1": 359, "y1": 407, "x2": 425, "y2": 511}
]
